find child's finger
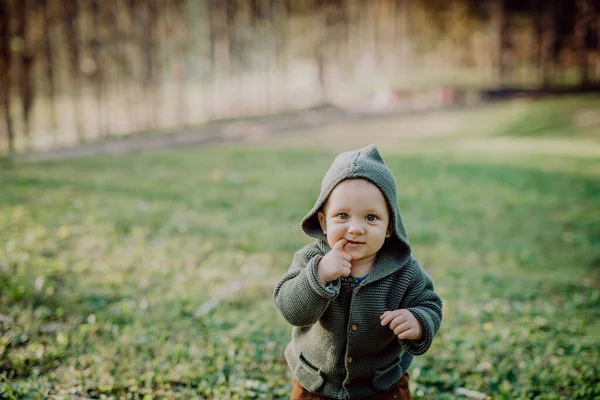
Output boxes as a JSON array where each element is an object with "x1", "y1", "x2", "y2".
[
  {"x1": 380, "y1": 311, "x2": 397, "y2": 326},
  {"x1": 389, "y1": 316, "x2": 407, "y2": 331},
  {"x1": 393, "y1": 321, "x2": 411, "y2": 336},
  {"x1": 397, "y1": 329, "x2": 415, "y2": 340},
  {"x1": 332, "y1": 238, "x2": 348, "y2": 252},
  {"x1": 339, "y1": 252, "x2": 352, "y2": 262}
]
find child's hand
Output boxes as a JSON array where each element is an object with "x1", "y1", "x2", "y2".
[
  {"x1": 317, "y1": 238, "x2": 352, "y2": 285},
  {"x1": 380, "y1": 309, "x2": 423, "y2": 340}
]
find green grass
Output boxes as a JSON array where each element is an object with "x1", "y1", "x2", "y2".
[
  {"x1": 495, "y1": 95, "x2": 600, "y2": 138},
  {"x1": 1, "y1": 96, "x2": 600, "y2": 399}
]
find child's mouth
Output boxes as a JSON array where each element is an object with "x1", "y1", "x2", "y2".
[{"x1": 346, "y1": 240, "x2": 365, "y2": 247}]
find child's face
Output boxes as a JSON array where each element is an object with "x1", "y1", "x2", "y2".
[{"x1": 318, "y1": 179, "x2": 391, "y2": 262}]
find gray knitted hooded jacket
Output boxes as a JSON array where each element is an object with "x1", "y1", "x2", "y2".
[{"x1": 273, "y1": 144, "x2": 443, "y2": 399}]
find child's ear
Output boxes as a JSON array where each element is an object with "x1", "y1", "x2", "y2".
[
  {"x1": 317, "y1": 211, "x2": 327, "y2": 234},
  {"x1": 386, "y1": 224, "x2": 392, "y2": 238}
]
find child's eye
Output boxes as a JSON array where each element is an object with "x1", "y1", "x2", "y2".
[
  {"x1": 366, "y1": 214, "x2": 378, "y2": 222},
  {"x1": 338, "y1": 213, "x2": 349, "y2": 220}
]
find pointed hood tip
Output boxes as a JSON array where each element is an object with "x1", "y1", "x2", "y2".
[{"x1": 360, "y1": 144, "x2": 385, "y2": 164}]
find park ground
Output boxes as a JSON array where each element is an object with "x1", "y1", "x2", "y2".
[{"x1": 1, "y1": 95, "x2": 599, "y2": 399}]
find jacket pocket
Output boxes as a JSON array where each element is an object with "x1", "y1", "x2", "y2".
[
  {"x1": 294, "y1": 353, "x2": 325, "y2": 393},
  {"x1": 372, "y1": 360, "x2": 401, "y2": 391}
]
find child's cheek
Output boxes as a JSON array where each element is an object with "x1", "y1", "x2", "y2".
[
  {"x1": 326, "y1": 232, "x2": 340, "y2": 249},
  {"x1": 328, "y1": 225, "x2": 343, "y2": 243}
]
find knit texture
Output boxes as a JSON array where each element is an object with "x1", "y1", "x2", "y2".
[{"x1": 274, "y1": 145, "x2": 443, "y2": 399}]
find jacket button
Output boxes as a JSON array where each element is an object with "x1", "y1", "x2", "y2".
[
  {"x1": 351, "y1": 324, "x2": 358, "y2": 331},
  {"x1": 347, "y1": 356, "x2": 353, "y2": 363}
]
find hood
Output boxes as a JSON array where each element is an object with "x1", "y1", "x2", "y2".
[{"x1": 301, "y1": 144, "x2": 411, "y2": 260}]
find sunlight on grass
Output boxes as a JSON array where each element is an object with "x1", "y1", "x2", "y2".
[{"x1": 1, "y1": 96, "x2": 599, "y2": 399}]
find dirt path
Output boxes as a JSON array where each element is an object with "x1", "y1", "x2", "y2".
[
  {"x1": 10, "y1": 87, "x2": 600, "y2": 162},
  {"x1": 13, "y1": 106, "x2": 353, "y2": 162},
  {"x1": 15, "y1": 103, "x2": 478, "y2": 162}
]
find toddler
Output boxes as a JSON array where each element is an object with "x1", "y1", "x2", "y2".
[{"x1": 273, "y1": 144, "x2": 443, "y2": 399}]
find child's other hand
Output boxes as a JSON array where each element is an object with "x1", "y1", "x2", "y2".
[
  {"x1": 317, "y1": 238, "x2": 352, "y2": 285},
  {"x1": 380, "y1": 309, "x2": 423, "y2": 340}
]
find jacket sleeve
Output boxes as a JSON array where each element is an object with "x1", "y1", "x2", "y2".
[
  {"x1": 273, "y1": 245, "x2": 340, "y2": 327},
  {"x1": 399, "y1": 258, "x2": 443, "y2": 355}
]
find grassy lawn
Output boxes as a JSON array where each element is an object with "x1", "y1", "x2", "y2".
[{"x1": 1, "y1": 96, "x2": 599, "y2": 399}]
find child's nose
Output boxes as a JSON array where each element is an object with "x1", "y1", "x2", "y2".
[{"x1": 348, "y1": 220, "x2": 365, "y2": 234}]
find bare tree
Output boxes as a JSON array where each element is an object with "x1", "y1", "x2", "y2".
[
  {"x1": 64, "y1": 0, "x2": 85, "y2": 141},
  {"x1": 534, "y1": 1, "x2": 557, "y2": 88},
  {"x1": 0, "y1": 0, "x2": 15, "y2": 152},
  {"x1": 91, "y1": 0, "x2": 107, "y2": 137},
  {"x1": 42, "y1": 0, "x2": 58, "y2": 133},
  {"x1": 138, "y1": 0, "x2": 158, "y2": 129},
  {"x1": 492, "y1": 0, "x2": 511, "y2": 87},
  {"x1": 596, "y1": 3, "x2": 600, "y2": 81},
  {"x1": 17, "y1": 0, "x2": 35, "y2": 141},
  {"x1": 575, "y1": 0, "x2": 593, "y2": 87}
]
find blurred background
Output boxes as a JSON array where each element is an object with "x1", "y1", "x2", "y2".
[
  {"x1": 1, "y1": 0, "x2": 600, "y2": 153},
  {"x1": 1, "y1": 1, "x2": 600, "y2": 400}
]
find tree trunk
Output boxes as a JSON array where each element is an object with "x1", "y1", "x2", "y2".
[
  {"x1": 537, "y1": 3, "x2": 556, "y2": 88},
  {"x1": 176, "y1": 1, "x2": 188, "y2": 126},
  {"x1": 42, "y1": 0, "x2": 58, "y2": 132},
  {"x1": 207, "y1": 0, "x2": 217, "y2": 118},
  {"x1": 575, "y1": 0, "x2": 592, "y2": 87},
  {"x1": 596, "y1": 9, "x2": 600, "y2": 82},
  {"x1": 0, "y1": 0, "x2": 15, "y2": 153},
  {"x1": 109, "y1": 0, "x2": 126, "y2": 133},
  {"x1": 64, "y1": 0, "x2": 85, "y2": 142},
  {"x1": 18, "y1": 0, "x2": 35, "y2": 142},
  {"x1": 92, "y1": 0, "x2": 106, "y2": 137},
  {"x1": 398, "y1": 0, "x2": 411, "y2": 75},
  {"x1": 493, "y1": 0, "x2": 510, "y2": 87},
  {"x1": 275, "y1": 0, "x2": 289, "y2": 109},
  {"x1": 140, "y1": 0, "x2": 157, "y2": 129},
  {"x1": 315, "y1": 30, "x2": 327, "y2": 103}
]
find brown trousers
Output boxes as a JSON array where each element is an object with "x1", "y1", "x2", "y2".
[{"x1": 290, "y1": 373, "x2": 411, "y2": 400}]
